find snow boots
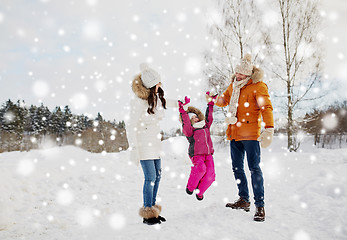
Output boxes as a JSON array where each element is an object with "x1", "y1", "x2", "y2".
[
  {"x1": 254, "y1": 207, "x2": 265, "y2": 222},
  {"x1": 143, "y1": 217, "x2": 161, "y2": 225},
  {"x1": 186, "y1": 187, "x2": 193, "y2": 195},
  {"x1": 139, "y1": 205, "x2": 166, "y2": 225},
  {"x1": 225, "y1": 197, "x2": 250, "y2": 212},
  {"x1": 196, "y1": 194, "x2": 203, "y2": 201}
]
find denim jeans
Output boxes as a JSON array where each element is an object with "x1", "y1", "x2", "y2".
[
  {"x1": 230, "y1": 140, "x2": 264, "y2": 207},
  {"x1": 140, "y1": 159, "x2": 161, "y2": 208}
]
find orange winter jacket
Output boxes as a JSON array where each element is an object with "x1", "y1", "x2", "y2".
[{"x1": 216, "y1": 67, "x2": 274, "y2": 141}]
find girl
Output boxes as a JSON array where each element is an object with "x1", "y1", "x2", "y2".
[
  {"x1": 178, "y1": 94, "x2": 217, "y2": 200},
  {"x1": 127, "y1": 63, "x2": 174, "y2": 225}
]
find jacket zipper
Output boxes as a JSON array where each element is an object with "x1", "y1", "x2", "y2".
[{"x1": 203, "y1": 128, "x2": 210, "y2": 155}]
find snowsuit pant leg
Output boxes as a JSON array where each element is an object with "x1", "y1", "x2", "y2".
[
  {"x1": 140, "y1": 159, "x2": 161, "y2": 208},
  {"x1": 196, "y1": 154, "x2": 215, "y2": 196},
  {"x1": 186, "y1": 155, "x2": 206, "y2": 192}
]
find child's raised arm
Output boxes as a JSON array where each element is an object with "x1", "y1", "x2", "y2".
[
  {"x1": 205, "y1": 92, "x2": 216, "y2": 129},
  {"x1": 178, "y1": 98, "x2": 194, "y2": 137}
]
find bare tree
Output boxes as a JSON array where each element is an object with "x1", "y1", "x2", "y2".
[
  {"x1": 204, "y1": 0, "x2": 270, "y2": 134},
  {"x1": 266, "y1": 0, "x2": 324, "y2": 151}
]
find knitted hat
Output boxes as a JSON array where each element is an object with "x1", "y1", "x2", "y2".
[
  {"x1": 235, "y1": 54, "x2": 253, "y2": 76},
  {"x1": 188, "y1": 112, "x2": 198, "y2": 119},
  {"x1": 139, "y1": 63, "x2": 161, "y2": 89}
]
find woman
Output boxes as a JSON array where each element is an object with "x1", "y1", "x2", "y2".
[{"x1": 127, "y1": 63, "x2": 172, "y2": 225}]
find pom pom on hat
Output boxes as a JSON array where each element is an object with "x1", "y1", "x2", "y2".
[
  {"x1": 235, "y1": 53, "x2": 253, "y2": 76},
  {"x1": 243, "y1": 53, "x2": 252, "y2": 63},
  {"x1": 139, "y1": 63, "x2": 161, "y2": 89}
]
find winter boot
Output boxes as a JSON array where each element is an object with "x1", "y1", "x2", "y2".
[
  {"x1": 153, "y1": 204, "x2": 166, "y2": 222},
  {"x1": 186, "y1": 187, "x2": 193, "y2": 195},
  {"x1": 225, "y1": 197, "x2": 250, "y2": 212},
  {"x1": 158, "y1": 216, "x2": 166, "y2": 222},
  {"x1": 139, "y1": 206, "x2": 160, "y2": 225},
  {"x1": 196, "y1": 194, "x2": 204, "y2": 201},
  {"x1": 254, "y1": 207, "x2": 265, "y2": 222},
  {"x1": 143, "y1": 217, "x2": 161, "y2": 225}
]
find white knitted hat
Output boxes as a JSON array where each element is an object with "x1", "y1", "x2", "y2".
[
  {"x1": 188, "y1": 112, "x2": 197, "y2": 119},
  {"x1": 139, "y1": 63, "x2": 161, "y2": 89},
  {"x1": 235, "y1": 53, "x2": 253, "y2": 76}
]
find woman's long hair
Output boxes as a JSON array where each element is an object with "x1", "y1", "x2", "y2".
[{"x1": 147, "y1": 86, "x2": 167, "y2": 114}]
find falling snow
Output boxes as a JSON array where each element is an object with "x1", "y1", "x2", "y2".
[{"x1": 0, "y1": 0, "x2": 346, "y2": 239}]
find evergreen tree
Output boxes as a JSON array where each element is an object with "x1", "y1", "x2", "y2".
[
  {"x1": 0, "y1": 99, "x2": 23, "y2": 134},
  {"x1": 33, "y1": 103, "x2": 51, "y2": 136},
  {"x1": 63, "y1": 105, "x2": 72, "y2": 134}
]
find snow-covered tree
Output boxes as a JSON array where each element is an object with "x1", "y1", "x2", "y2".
[
  {"x1": 33, "y1": 103, "x2": 51, "y2": 137},
  {"x1": 204, "y1": 0, "x2": 269, "y2": 94},
  {"x1": 204, "y1": 0, "x2": 271, "y2": 137},
  {"x1": 265, "y1": 0, "x2": 324, "y2": 151}
]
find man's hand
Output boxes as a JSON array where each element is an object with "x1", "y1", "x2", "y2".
[{"x1": 257, "y1": 128, "x2": 274, "y2": 148}]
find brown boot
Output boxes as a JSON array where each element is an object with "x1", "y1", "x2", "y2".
[
  {"x1": 139, "y1": 206, "x2": 161, "y2": 225},
  {"x1": 254, "y1": 207, "x2": 265, "y2": 222},
  {"x1": 225, "y1": 197, "x2": 250, "y2": 212}
]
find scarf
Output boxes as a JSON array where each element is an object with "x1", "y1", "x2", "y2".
[
  {"x1": 225, "y1": 76, "x2": 251, "y2": 125},
  {"x1": 193, "y1": 120, "x2": 205, "y2": 129}
]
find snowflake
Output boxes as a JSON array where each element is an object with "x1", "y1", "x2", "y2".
[
  {"x1": 56, "y1": 190, "x2": 74, "y2": 206},
  {"x1": 17, "y1": 159, "x2": 35, "y2": 176},
  {"x1": 83, "y1": 21, "x2": 101, "y2": 40},
  {"x1": 76, "y1": 209, "x2": 94, "y2": 227},
  {"x1": 32, "y1": 81, "x2": 50, "y2": 98},
  {"x1": 109, "y1": 213, "x2": 126, "y2": 230}
]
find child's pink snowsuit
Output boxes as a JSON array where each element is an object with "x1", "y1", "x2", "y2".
[{"x1": 180, "y1": 103, "x2": 216, "y2": 197}]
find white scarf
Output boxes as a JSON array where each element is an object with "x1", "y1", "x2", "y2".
[
  {"x1": 193, "y1": 120, "x2": 205, "y2": 129},
  {"x1": 225, "y1": 77, "x2": 251, "y2": 125}
]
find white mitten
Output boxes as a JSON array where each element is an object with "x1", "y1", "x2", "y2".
[
  {"x1": 225, "y1": 112, "x2": 237, "y2": 125},
  {"x1": 129, "y1": 146, "x2": 140, "y2": 166},
  {"x1": 257, "y1": 128, "x2": 274, "y2": 148}
]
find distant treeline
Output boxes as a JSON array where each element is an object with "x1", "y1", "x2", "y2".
[
  {"x1": 0, "y1": 99, "x2": 128, "y2": 153},
  {"x1": 302, "y1": 101, "x2": 347, "y2": 148}
]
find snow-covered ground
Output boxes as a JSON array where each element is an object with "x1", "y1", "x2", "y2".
[{"x1": 0, "y1": 136, "x2": 346, "y2": 240}]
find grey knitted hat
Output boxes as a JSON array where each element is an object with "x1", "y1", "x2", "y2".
[{"x1": 139, "y1": 63, "x2": 161, "y2": 89}]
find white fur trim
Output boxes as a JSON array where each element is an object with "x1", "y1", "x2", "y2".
[{"x1": 193, "y1": 121, "x2": 205, "y2": 129}]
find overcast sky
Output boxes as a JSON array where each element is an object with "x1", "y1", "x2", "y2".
[{"x1": 0, "y1": 0, "x2": 346, "y2": 130}]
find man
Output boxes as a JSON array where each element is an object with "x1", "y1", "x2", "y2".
[{"x1": 210, "y1": 54, "x2": 274, "y2": 222}]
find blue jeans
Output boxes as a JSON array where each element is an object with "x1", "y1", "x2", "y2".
[
  {"x1": 230, "y1": 140, "x2": 264, "y2": 207},
  {"x1": 140, "y1": 159, "x2": 161, "y2": 208}
]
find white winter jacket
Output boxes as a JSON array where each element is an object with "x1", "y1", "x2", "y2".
[{"x1": 126, "y1": 74, "x2": 176, "y2": 165}]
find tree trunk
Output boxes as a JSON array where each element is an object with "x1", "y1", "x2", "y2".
[{"x1": 287, "y1": 81, "x2": 294, "y2": 151}]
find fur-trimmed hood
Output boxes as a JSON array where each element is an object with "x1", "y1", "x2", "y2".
[
  {"x1": 132, "y1": 74, "x2": 150, "y2": 100},
  {"x1": 179, "y1": 106, "x2": 205, "y2": 125},
  {"x1": 230, "y1": 65, "x2": 264, "y2": 84}
]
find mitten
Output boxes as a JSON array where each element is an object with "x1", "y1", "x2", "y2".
[
  {"x1": 206, "y1": 91, "x2": 218, "y2": 105},
  {"x1": 257, "y1": 128, "x2": 274, "y2": 148},
  {"x1": 129, "y1": 146, "x2": 140, "y2": 165},
  {"x1": 178, "y1": 96, "x2": 190, "y2": 113}
]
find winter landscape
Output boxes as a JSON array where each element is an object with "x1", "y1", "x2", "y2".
[
  {"x1": 1, "y1": 0, "x2": 347, "y2": 239},
  {"x1": 0, "y1": 136, "x2": 346, "y2": 240}
]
